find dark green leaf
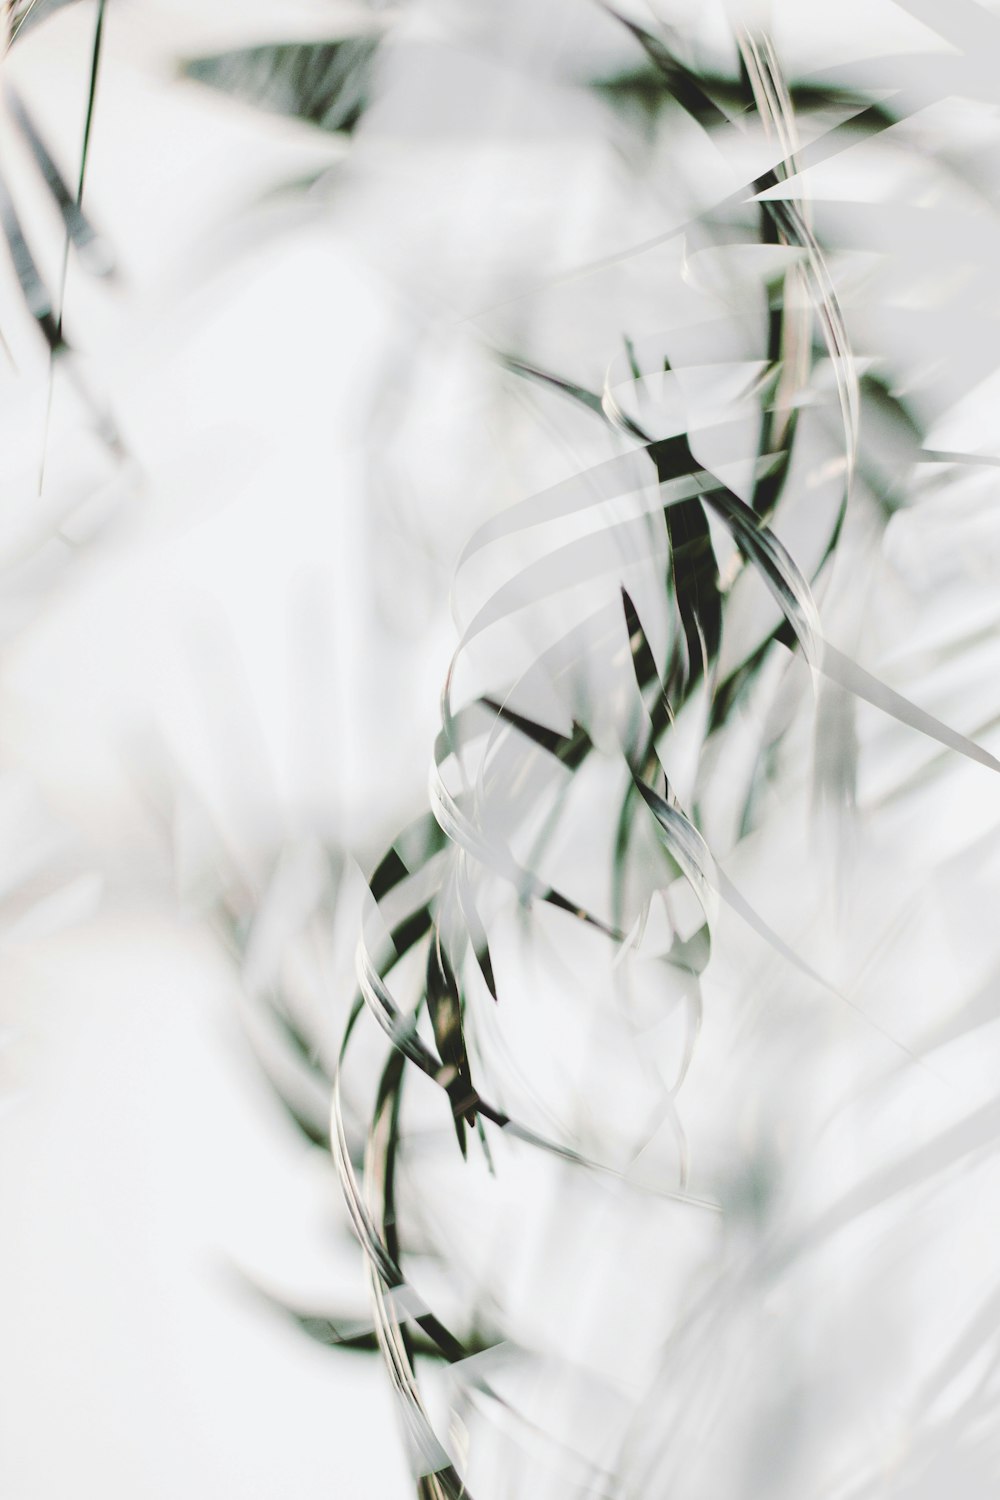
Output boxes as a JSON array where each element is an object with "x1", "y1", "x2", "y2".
[{"x1": 182, "y1": 37, "x2": 378, "y2": 136}]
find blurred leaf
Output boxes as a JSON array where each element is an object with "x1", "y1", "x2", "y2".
[
  {"x1": 182, "y1": 36, "x2": 378, "y2": 135},
  {"x1": 594, "y1": 7, "x2": 732, "y2": 132},
  {"x1": 6, "y1": 0, "x2": 79, "y2": 44},
  {"x1": 0, "y1": 170, "x2": 64, "y2": 352},
  {"x1": 6, "y1": 86, "x2": 113, "y2": 278}
]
